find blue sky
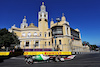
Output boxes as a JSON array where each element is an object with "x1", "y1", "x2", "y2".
[{"x1": 0, "y1": 0, "x2": 100, "y2": 46}]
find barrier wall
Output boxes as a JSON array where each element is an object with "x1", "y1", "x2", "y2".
[{"x1": 24, "y1": 51, "x2": 72, "y2": 55}]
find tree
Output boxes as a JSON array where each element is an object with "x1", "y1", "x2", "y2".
[
  {"x1": 82, "y1": 41, "x2": 90, "y2": 46},
  {"x1": 82, "y1": 41, "x2": 98, "y2": 50},
  {"x1": 0, "y1": 28, "x2": 20, "y2": 48},
  {"x1": 90, "y1": 45, "x2": 98, "y2": 50}
]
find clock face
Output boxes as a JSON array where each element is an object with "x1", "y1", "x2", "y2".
[{"x1": 42, "y1": 7, "x2": 44, "y2": 10}]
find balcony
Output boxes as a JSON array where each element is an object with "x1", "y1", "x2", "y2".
[{"x1": 20, "y1": 35, "x2": 41, "y2": 39}]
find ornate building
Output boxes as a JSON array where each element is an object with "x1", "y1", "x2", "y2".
[{"x1": 9, "y1": 2, "x2": 89, "y2": 52}]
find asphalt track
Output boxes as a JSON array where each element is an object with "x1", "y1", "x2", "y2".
[{"x1": 0, "y1": 53, "x2": 100, "y2": 67}]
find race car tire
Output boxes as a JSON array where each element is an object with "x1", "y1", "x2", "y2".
[
  {"x1": 60, "y1": 58, "x2": 64, "y2": 62},
  {"x1": 26, "y1": 58, "x2": 33, "y2": 64},
  {"x1": 55, "y1": 57, "x2": 60, "y2": 62}
]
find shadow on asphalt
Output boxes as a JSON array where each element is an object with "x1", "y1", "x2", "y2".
[
  {"x1": 0, "y1": 59, "x2": 4, "y2": 63},
  {"x1": 0, "y1": 50, "x2": 24, "y2": 63},
  {"x1": 0, "y1": 56, "x2": 10, "y2": 63}
]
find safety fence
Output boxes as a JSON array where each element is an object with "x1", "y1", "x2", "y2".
[
  {"x1": 0, "y1": 44, "x2": 90, "y2": 53},
  {"x1": 22, "y1": 44, "x2": 90, "y2": 53}
]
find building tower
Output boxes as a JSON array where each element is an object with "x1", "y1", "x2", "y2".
[
  {"x1": 38, "y1": 2, "x2": 48, "y2": 32},
  {"x1": 20, "y1": 16, "x2": 28, "y2": 28},
  {"x1": 38, "y1": 2, "x2": 48, "y2": 21}
]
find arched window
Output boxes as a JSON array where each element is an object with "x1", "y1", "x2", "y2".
[
  {"x1": 26, "y1": 41, "x2": 29, "y2": 46},
  {"x1": 22, "y1": 33, "x2": 25, "y2": 37},
  {"x1": 24, "y1": 26, "x2": 26, "y2": 28},
  {"x1": 40, "y1": 14, "x2": 42, "y2": 17},
  {"x1": 45, "y1": 33, "x2": 46, "y2": 37},
  {"x1": 67, "y1": 27, "x2": 68, "y2": 35},
  {"x1": 48, "y1": 32, "x2": 50, "y2": 37},
  {"x1": 34, "y1": 32, "x2": 37, "y2": 36},
  {"x1": 28, "y1": 32, "x2": 31, "y2": 37},
  {"x1": 40, "y1": 32, "x2": 41, "y2": 36},
  {"x1": 59, "y1": 40, "x2": 61, "y2": 45},
  {"x1": 39, "y1": 19, "x2": 41, "y2": 21},
  {"x1": 44, "y1": 14, "x2": 46, "y2": 17},
  {"x1": 35, "y1": 41, "x2": 39, "y2": 47},
  {"x1": 45, "y1": 42, "x2": 46, "y2": 46},
  {"x1": 45, "y1": 19, "x2": 47, "y2": 22},
  {"x1": 49, "y1": 42, "x2": 50, "y2": 46}
]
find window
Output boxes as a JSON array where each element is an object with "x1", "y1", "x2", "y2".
[
  {"x1": 22, "y1": 33, "x2": 25, "y2": 37},
  {"x1": 45, "y1": 19, "x2": 47, "y2": 22},
  {"x1": 40, "y1": 14, "x2": 42, "y2": 17},
  {"x1": 49, "y1": 42, "x2": 50, "y2": 46},
  {"x1": 52, "y1": 38, "x2": 53, "y2": 45},
  {"x1": 28, "y1": 32, "x2": 31, "y2": 37},
  {"x1": 35, "y1": 42, "x2": 39, "y2": 47},
  {"x1": 40, "y1": 33, "x2": 41, "y2": 36},
  {"x1": 24, "y1": 26, "x2": 26, "y2": 28},
  {"x1": 45, "y1": 42, "x2": 46, "y2": 46},
  {"x1": 39, "y1": 19, "x2": 41, "y2": 21},
  {"x1": 45, "y1": 33, "x2": 46, "y2": 37},
  {"x1": 71, "y1": 28, "x2": 79, "y2": 38},
  {"x1": 52, "y1": 26, "x2": 63, "y2": 36},
  {"x1": 67, "y1": 27, "x2": 68, "y2": 35},
  {"x1": 56, "y1": 28, "x2": 62, "y2": 34},
  {"x1": 48, "y1": 32, "x2": 50, "y2": 37},
  {"x1": 26, "y1": 41, "x2": 29, "y2": 46},
  {"x1": 59, "y1": 40, "x2": 61, "y2": 45},
  {"x1": 44, "y1": 14, "x2": 46, "y2": 17},
  {"x1": 34, "y1": 32, "x2": 37, "y2": 36}
]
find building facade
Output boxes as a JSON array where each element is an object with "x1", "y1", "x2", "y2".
[{"x1": 9, "y1": 2, "x2": 89, "y2": 52}]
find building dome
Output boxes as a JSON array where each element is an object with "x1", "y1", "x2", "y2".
[
  {"x1": 27, "y1": 23, "x2": 37, "y2": 28},
  {"x1": 29, "y1": 23, "x2": 34, "y2": 26},
  {"x1": 75, "y1": 28, "x2": 80, "y2": 32}
]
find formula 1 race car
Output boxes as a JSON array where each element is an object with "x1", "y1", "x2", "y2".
[
  {"x1": 25, "y1": 54, "x2": 50, "y2": 64},
  {"x1": 24, "y1": 54, "x2": 75, "y2": 64}
]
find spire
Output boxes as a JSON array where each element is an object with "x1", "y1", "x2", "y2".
[
  {"x1": 61, "y1": 13, "x2": 66, "y2": 21},
  {"x1": 51, "y1": 18, "x2": 53, "y2": 21},
  {"x1": 23, "y1": 16, "x2": 27, "y2": 23},
  {"x1": 24, "y1": 16, "x2": 26, "y2": 19},
  {"x1": 12, "y1": 24, "x2": 16, "y2": 28},
  {"x1": 42, "y1": 2, "x2": 44, "y2": 5},
  {"x1": 21, "y1": 16, "x2": 28, "y2": 28},
  {"x1": 50, "y1": 18, "x2": 54, "y2": 28},
  {"x1": 40, "y1": 2, "x2": 46, "y2": 11},
  {"x1": 62, "y1": 13, "x2": 64, "y2": 16}
]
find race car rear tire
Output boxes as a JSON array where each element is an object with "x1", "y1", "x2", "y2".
[{"x1": 55, "y1": 57, "x2": 60, "y2": 62}]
